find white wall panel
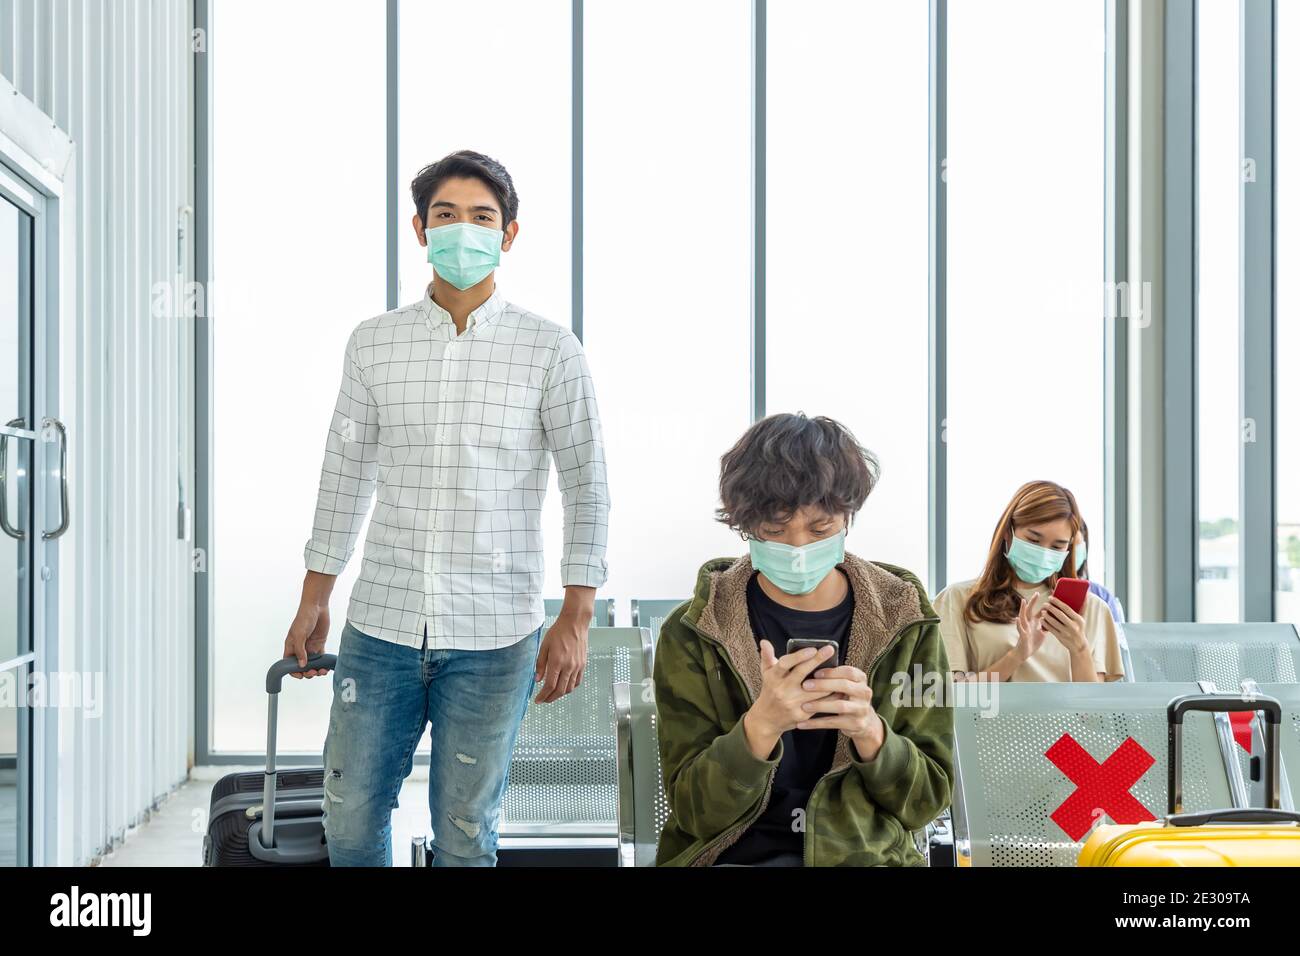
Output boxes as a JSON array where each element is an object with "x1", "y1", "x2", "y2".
[{"x1": 1, "y1": 0, "x2": 194, "y2": 866}]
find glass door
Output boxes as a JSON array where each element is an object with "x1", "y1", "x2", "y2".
[{"x1": 0, "y1": 191, "x2": 35, "y2": 867}]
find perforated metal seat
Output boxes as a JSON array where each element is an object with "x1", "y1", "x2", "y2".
[
  {"x1": 613, "y1": 680, "x2": 670, "y2": 866},
  {"x1": 630, "y1": 599, "x2": 687, "y2": 644},
  {"x1": 1123, "y1": 622, "x2": 1300, "y2": 685},
  {"x1": 950, "y1": 683, "x2": 1236, "y2": 866},
  {"x1": 1257, "y1": 684, "x2": 1300, "y2": 809},
  {"x1": 1123, "y1": 623, "x2": 1300, "y2": 808},
  {"x1": 499, "y1": 626, "x2": 652, "y2": 842}
]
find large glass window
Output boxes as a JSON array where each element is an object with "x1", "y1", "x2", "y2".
[
  {"x1": 397, "y1": 0, "x2": 570, "y2": 317},
  {"x1": 396, "y1": 0, "x2": 571, "y2": 608},
  {"x1": 765, "y1": 0, "x2": 930, "y2": 582},
  {"x1": 944, "y1": 0, "x2": 1106, "y2": 588},
  {"x1": 581, "y1": 0, "x2": 751, "y2": 608},
  {"x1": 205, "y1": 2, "x2": 1165, "y2": 753},
  {"x1": 211, "y1": 0, "x2": 386, "y2": 751},
  {"x1": 1196, "y1": 0, "x2": 1241, "y2": 622},
  {"x1": 1278, "y1": 1, "x2": 1299, "y2": 624}
]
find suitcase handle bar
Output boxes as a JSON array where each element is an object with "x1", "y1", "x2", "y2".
[
  {"x1": 1168, "y1": 694, "x2": 1281, "y2": 724},
  {"x1": 266, "y1": 653, "x2": 337, "y2": 694},
  {"x1": 249, "y1": 798, "x2": 325, "y2": 820},
  {"x1": 1167, "y1": 692, "x2": 1282, "y2": 816},
  {"x1": 263, "y1": 652, "x2": 337, "y2": 850},
  {"x1": 1167, "y1": 807, "x2": 1300, "y2": 828}
]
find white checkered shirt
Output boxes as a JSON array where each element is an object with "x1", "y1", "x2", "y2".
[{"x1": 303, "y1": 285, "x2": 610, "y2": 650}]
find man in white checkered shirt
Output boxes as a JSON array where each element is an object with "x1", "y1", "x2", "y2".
[{"x1": 281, "y1": 150, "x2": 610, "y2": 867}]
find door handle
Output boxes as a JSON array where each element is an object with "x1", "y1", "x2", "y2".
[
  {"x1": 40, "y1": 417, "x2": 69, "y2": 540},
  {"x1": 0, "y1": 417, "x2": 26, "y2": 540}
]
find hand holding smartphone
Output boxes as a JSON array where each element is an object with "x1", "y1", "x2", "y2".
[
  {"x1": 785, "y1": 638, "x2": 840, "y2": 721},
  {"x1": 1050, "y1": 577, "x2": 1089, "y2": 615},
  {"x1": 786, "y1": 638, "x2": 840, "y2": 671}
]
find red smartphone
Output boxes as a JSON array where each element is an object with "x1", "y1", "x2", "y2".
[{"x1": 1051, "y1": 577, "x2": 1090, "y2": 615}]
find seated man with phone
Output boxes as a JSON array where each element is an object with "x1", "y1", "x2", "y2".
[{"x1": 652, "y1": 413, "x2": 954, "y2": 867}]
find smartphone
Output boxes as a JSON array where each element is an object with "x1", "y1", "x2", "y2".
[
  {"x1": 1051, "y1": 577, "x2": 1090, "y2": 615},
  {"x1": 786, "y1": 638, "x2": 840, "y2": 722},
  {"x1": 786, "y1": 638, "x2": 840, "y2": 672}
]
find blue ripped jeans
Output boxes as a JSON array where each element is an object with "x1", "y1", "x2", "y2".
[{"x1": 320, "y1": 619, "x2": 541, "y2": 866}]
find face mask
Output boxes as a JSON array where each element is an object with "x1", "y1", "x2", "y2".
[
  {"x1": 425, "y1": 222, "x2": 503, "y2": 290},
  {"x1": 749, "y1": 528, "x2": 846, "y2": 595},
  {"x1": 1004, "y1": 534, "x2": 1067, "y2": 584},
  {"x1": 1074, "y1": 540, "x2": 1087, "y2": 572}
]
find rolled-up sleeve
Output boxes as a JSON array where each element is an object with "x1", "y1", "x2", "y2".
[
  {"x1": 303, "y1": 329, "x2": 379, "y2": 575},
  {"x1": 540, "y1": 329, "x2": 610, "y2": 589}
]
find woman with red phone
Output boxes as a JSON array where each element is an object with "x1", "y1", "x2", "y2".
[{"x1": 932, "y1": 480, "x2": 1126, "y2": 683}]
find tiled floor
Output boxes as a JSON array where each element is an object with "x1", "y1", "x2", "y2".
[{"x1": 97, "y1": 766, "x2": 434, "y2": 867}]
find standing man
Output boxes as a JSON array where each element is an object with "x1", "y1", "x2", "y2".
[{"x1": 282, "y1": 150, "x2": 610, "y2": 866}]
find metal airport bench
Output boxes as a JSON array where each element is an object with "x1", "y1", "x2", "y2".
[
  {"x1": 613, "y1": 634, "x2": 1300, "y2": 867},
  {"x1": 497, "y1": 614, "x2": 652, "y2": 864},
  {"x1": 613, "y1": 681, "x2": 1300, "y2": 868},
  {"x1": 497, "y1": 598, "x2": 658, "y2": 863},
  {"x1": 1123, "y1": 623, "x2": 1300, "y2": 808},
  {"x1": 949, "y1": 682, "x2": 1254, "y2": 866},
  {"x1": 630, "y1": 599, "x2": 686, "y2": 644},
  {"x1": 613, "y1": 679, "x2": 671, "y2": 866},
  {"x1": 1255, "y1": 684, "x2": 1300, "y2": 794},
  {"x1": 607, "y1": 600, "x2": 679, "y2": 866},
  {"x1": 1123, "y1": 622, "x2": 1300, "y2": 685},
  {"x1": 611, "y1": 677, "x2": 937, "y2": 867}
]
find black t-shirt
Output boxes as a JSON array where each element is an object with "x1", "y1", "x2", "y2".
[{"x1": 714, "y1": 571, "x2": 854, "y2": 866}]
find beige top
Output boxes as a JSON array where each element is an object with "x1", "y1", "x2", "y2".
[{"x1": 933, "y1": 578, "x2": 1126, "y2": 682}]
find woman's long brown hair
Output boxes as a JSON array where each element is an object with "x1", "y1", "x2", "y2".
[{"x1": 964, "y1": 480, "x2": 1082, "y2": 625}]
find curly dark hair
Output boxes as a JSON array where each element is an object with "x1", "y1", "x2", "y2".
[{"x1": 715, "y1": 413, "x2": 880, "y2": 538}]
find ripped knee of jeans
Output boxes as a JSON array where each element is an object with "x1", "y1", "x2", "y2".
[
  {"x1": 323, "y1": 767, "x2": 345, "y2": 807},
  {"x1": 320, "y1": 767, "x2": 347, "y2": 842},
  {"x1": 446, "y1": 812, "x2": 482, "y2": 841}
]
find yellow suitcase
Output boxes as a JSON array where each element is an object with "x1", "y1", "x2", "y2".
[
  {"x1": 1080, "y1": 822, "x2": 1300, "y2": 866},
  {"x1": 1079, "y1": 693, "x2": 1300, "y2": 867}
]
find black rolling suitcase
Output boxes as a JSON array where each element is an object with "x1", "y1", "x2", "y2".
[{"x1": 202, "y1": 653, "x2": 337, "y2": 866}]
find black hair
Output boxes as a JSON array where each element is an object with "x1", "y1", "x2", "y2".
[{"x1": 410, "y1": 150, "x2": 519, "y2": 228}]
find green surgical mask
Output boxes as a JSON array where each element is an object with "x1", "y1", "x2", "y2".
[
  {"x1": 1074, "y1": 540, "x2": 1087, "y2": 572},
  {"x1": 1005, "y1": 535, "x2": 1067, "y2": 584},
  {"x1": 749, "y1": 529, "x2": 846, "y2": 595},
  {"x1": 425, "y1": 222, "x2": 502, "y2": 290}
]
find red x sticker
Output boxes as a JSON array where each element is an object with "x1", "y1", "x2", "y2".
[
  {"x1": 1228, "y1": 711, "x2": 1253, "y2": 753},
  {"x1": 1045, "y1": 733, "x2": 1156, "y2": 840}
]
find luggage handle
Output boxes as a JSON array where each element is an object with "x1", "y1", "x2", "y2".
[
  {"x1": 262, "y1": 653, "x2": 337, "y2": 854},
  {"x1": 267, "y1": 653, "x2": 336, "y2": 694},
  {"x1": 1167, "y1": 692, "x2": 1282, "y2": 817},
  {"x1": 1167, "y1": 807, "x2": 1300, "y2": 828}
]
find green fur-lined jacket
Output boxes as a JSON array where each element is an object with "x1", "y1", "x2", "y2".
[{"x1": 652, "y1": 552, "x2": 955, "y2": 866}]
